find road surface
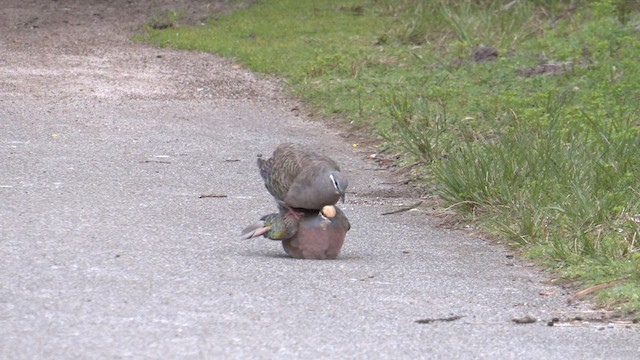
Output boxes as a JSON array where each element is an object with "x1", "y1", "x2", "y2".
[{"x1": 1, "y1": 1, "x2": 638, "y2": 358}]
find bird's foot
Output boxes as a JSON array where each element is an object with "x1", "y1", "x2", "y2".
[{"x1": 286, "y1": 207, "x2": 304, "y2": 219}]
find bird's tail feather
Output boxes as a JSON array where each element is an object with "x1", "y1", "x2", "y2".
[{"x1": 240, "y1": 221, "x2": 271, "y2": 239}]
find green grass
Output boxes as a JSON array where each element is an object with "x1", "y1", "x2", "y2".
[{"x1": 136, "y1": 0, "x2": 640, "y2": 314}]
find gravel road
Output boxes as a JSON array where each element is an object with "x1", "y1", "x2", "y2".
[{"x1": 1, "y1": 1, "x2": 639, "y2": 358}]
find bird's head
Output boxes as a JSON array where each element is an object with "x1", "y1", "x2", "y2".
[{"x1": 329, "y1": 172, "x2": 348, "y2": 203}]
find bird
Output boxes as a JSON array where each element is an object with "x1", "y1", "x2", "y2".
[
  {"x1": 257, "y1": 143, "x2": 348, "y2": 215},
  {"x1": 240, "y1": 205, "x2": 351, "y2": 260},
  {"x1": 282, "y1": 205, "x2": 351, "y2": 260}
]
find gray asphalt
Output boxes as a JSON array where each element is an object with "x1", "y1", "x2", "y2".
[{"x1": 1, "y1": 1, "x2": 639, "y2": 359}]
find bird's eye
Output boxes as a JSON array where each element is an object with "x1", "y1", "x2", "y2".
[{"x1": 329, "y1": 174, "x2": 339, "y2": 189}]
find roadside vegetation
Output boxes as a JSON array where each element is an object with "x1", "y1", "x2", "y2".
[{"x1": 137, "y1": 0, "x2": 640, "y2": 314}]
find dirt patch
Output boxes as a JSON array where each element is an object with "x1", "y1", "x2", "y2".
[
  {"x1": 0, "y1": 0, "x2": 279, "y2": 102},
  {"x1": 518, "y1": 60, "x2": 573, "y2": 76}
]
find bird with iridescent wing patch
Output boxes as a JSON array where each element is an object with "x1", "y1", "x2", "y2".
[{"x1": 240, "y1": 205, "x2": 351, "y2": 259}]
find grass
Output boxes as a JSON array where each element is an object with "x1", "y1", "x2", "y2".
[{"x1": 136, "y1": 0, "x2": 640, "y2": 315}]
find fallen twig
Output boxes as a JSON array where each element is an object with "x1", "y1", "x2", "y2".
[
  {"x1": 139, "y1": 160, "x2": 171, "y2": 164},
  {"x1": 380, "y1": 179, "x2": 410, "y2": 185},
  {"x1": 396, "y1": 161, "x2": 425, "y2": 174},
  {"x1": 415, "y1": 315, "x2": 464, "y2": 324},
  {"x1": 199, "y1": 193, "x2": 228, "y2": 198},
  {"x1": 381, "y1": 201, "x2": 423, "y2": 215},
  {"x1": 569, "y1": 278, "x2": 628, "y2": 303},
  {"x1": 512, "y1": 315, "x2": 537, "y2": 324}
]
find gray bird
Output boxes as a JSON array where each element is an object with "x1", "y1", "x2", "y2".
[
  {"x1": 240, "y1": 205, "x2": 351, "y2": 260},
  {"x1": 257, "y1": 143, "x2": 349, "y2": 213}
]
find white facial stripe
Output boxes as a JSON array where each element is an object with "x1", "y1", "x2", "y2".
[{"x1": 329, "y1": 173, "x2": 339, "y2": 190}]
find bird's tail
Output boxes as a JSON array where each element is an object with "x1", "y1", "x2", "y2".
[{"x1": 240, "y1": 221, "x2": 271, "y2": 239}]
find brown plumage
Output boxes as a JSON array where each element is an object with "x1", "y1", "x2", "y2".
[
  {"x1": 282, "y1": 206, "x2": 351, "y2": 260},
  {"x1": 241, "y1": 205, "x2": 351, "y2": 260},
  {"x1": 258, "y1": 143, "x2": 348, "y2": 211}
]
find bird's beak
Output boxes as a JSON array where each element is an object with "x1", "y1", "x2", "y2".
[{"x1": 340, "y1": 193, "x2": 346, "y2": 203}]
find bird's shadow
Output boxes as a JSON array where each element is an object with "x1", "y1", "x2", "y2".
[{"x1": 239, "y1": 249, "x2": 361, "y2": 261}]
